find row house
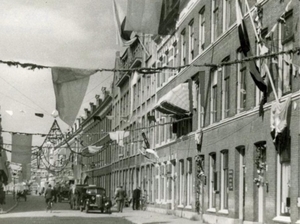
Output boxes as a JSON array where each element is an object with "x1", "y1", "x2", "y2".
[
  {"x1": 74, "y1": 90, "x2": 113, "y2": 197},
  {"x1": 154, "y1": 0, "x2": 299, "y2": 223},
  {"x1": 112, "y1": 0, "x2": 300, "y2": 224},
  {"x1": 55, "y1": 90, "x2": 113, "y2": 198},
  {"x1": 110, "y1": 38, "x2": 157, "y2": 200},
  {"x1": 56, "y1": 0, "x2": 300, "y2": 223}
]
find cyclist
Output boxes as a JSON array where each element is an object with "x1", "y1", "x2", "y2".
[{"x1": 45, "y1": 184, "x2": 53, "y2": 212}]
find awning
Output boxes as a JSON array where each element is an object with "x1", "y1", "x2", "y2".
[{"x1": 154, "y1": 83, "x2": 191, "y2": 115}]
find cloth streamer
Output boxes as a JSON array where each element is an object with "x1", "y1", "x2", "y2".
[
  {"x1": 108, "y1": 131, "x2": 129, "y2": 147},
  {"x1": 270, "y1": 96, "x2": 291, "y2": 142},
  {"x1": 88, "y1": 146, "x2": 103, "y2": 154},
  {"x1": 145, "y1": 148, "x2": 159, "y2": 159}
]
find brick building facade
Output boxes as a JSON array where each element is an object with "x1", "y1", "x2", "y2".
[{"x1": 62, "y1": 0, "x2": 300, "y2": 223}]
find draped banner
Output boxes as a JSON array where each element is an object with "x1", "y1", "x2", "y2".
[
  {"x1": 112, "y1": 0, "x2": 137, "y2": 46},
  {"x1": 12, "y1": 134, "x2": 32, "y2": 164},
  {"x1": 52, "y1": 67, "x2": 97, "y2": 126}
]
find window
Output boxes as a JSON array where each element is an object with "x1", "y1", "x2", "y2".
[
  {"x1": 278, "y1": 10, "x2": 293, "y2": 97},
  {"x1": 179, "y1": 160, "x2": 184, "y2": 206},
  {"x1": 210, "y1": 70, "x2": 218, "y2": 123},
  {"x1": 277, "y1": 134, "x2": 291, "y2": 216},
  {"x1": 209, "y1": 153, "x2": 217, "y2": 209},
  {"x1": 221, "y1": 150, "x2": 229, "y2": 210},
  {"x1": 187, "y1": 158, "x2": 193, "y2": 206},
  {"x1": 189, "y1": 19, "x2": 195, "y2": 62},
  {"x1": 161, "y1": 55, "x2": 167, "y2": 85},
  {"x1": 168, "y1": 47, "x2": 175, "y2": 78},
  {"x1": 160, "y1": 164, "x2": 164, "y2": 201},
  {"x1": 163, "y1": 163, "x2": 167, "y2": 201},
  {"x1": 199, "y1": 7, "x2": 205, "y2": 54},
  {"x1": 211, "y1": 0, "x2": 219, "y2": 41},
  {"x1": 222, "y1": 58, "x2": 230, "y2": 119},
  {"x1": 237, "y1": 50, "x2": 247, "y2": 113},
  {"x1": 181, "y1": 29, "x2": 186, "y2": 65},
  {"x1": 223, "y1": 0, "x2": 231, "y2": 32},
  {"x1": 156, "y1": 60, "x2": 162, "y2": 88}
]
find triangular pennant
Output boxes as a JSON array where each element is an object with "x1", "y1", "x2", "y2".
[{"x1": 35, "y1": 113, "x2": 44, "y2": 118}]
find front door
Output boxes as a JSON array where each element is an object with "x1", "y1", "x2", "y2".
[{"x1": 238, "y1": 147, "x2": 245, "y2": 222}]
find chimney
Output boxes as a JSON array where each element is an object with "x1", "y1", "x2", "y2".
[
  {"x1": 90, "y1": 103, "x2": 95, "y2": 113},
  {"x1": 84, "y1": 108, "x2": 90, "y2": 118},
  {"x1": 95, "y1": 95, "x2": 100, "y2": 107}
]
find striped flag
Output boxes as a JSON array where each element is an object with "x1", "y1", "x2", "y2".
[{"x1": 236, "y1": 0, "x2": 267, "y2": 94}]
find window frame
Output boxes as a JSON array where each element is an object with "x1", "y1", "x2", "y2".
[{"x1": 199, "y1": 7, "x2": 206, "y2": 54}]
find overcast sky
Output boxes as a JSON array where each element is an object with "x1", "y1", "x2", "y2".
[{"x1": 0, "y1": 0, "x2": 126, "y2": 157}]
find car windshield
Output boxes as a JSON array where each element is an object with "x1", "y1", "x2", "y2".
[{"x1": 86, "y1": 188, "x2": 105, "y2": 195}]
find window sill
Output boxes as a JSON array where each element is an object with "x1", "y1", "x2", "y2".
[
  {"x1": 207, "y1": 208, "x2": 216, "y2": 213},
  {"x1": 177, "y1": 204, "x2": 184, "y2": 208},
  {"x1": 273, "y1": 216, "x2": 291, "y2": 223},
  {"x1": 185, "y1": 205, "x2": 192, "y2": 210},
  {"x1": 218, "y1": 209, "x2": 229, "y2": 215}
]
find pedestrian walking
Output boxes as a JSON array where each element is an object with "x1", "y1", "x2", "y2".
[
  {"x1": 114, "y1": 185, "x2": 126, "y2": 212},
  {"x1": 52, "y1": 186, "x2": 57, "y2": 203},
  {"x1": 132, "y1": 187, "x2": 141, "y2": 210}
]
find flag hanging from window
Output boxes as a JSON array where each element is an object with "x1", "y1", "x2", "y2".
[
  {"x1": 235, "y1": 0, "x2": 267, "y2": 94},
  {"x1": 270, "y1": 96, "x2": 291, "y2": 143}
]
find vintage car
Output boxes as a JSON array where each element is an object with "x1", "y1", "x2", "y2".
[{"x1": 80, "y1": 185, "x2": 112, "y2": 214}]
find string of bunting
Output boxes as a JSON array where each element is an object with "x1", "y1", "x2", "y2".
[{"x1": 0, "y1": 47, "x2": 298, "y2": 73}]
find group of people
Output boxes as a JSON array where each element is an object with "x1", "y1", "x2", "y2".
[{"x1": 114, "y1": 186, "x2": 148, "y2": 212}]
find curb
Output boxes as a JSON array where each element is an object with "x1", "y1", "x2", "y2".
[{"x1": 1, "y1": 200, "x2": 18, "y2": 214}]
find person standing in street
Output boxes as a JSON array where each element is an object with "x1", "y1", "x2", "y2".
[
  {"x1": 45, "y1": 184, "x2": 53, "y2": 212},
  {"x1": 115, "y1": 185, "x2": 126, "y2": 212},
  {"x1": 132, "y1": 187, "x2": 141, "y2": 210}
]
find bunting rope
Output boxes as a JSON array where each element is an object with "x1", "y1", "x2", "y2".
[
  {"x1": 2, "y1": 115, "x2": 192, "y2": 137},
  {"x1": 0, "y1": 47, "x2": 298, "y2": 73}
]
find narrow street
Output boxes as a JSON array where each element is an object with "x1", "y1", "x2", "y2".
[
  {"x1": 0, "y1": 195, "x2": 199, "y2": 224},
  {"x1": 0, "y1": 195, "x2": 133, "y2": 224}
]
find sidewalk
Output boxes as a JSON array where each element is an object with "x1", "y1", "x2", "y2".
[
  {"x1": 1, "y1": 193, "x2": 18, "y2": 214},
  {"x1": 112, "y1": 206, "x2": 201, "y2": 224}
]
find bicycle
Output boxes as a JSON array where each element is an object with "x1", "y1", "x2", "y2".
[{"x1": 46, "y1": 199, "x2": 53, "y2": 212}]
